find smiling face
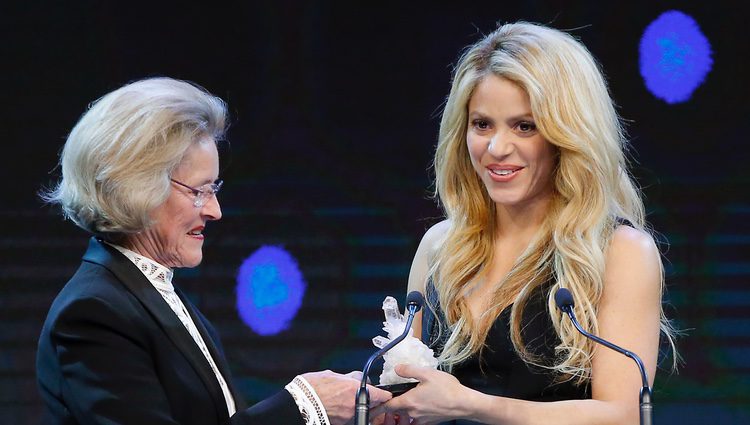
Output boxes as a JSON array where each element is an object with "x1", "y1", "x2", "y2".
[
  {"x1": 466, "y1": 74, "x2": 557, "y2": 211},
  {"x1": 125, "y1": 138, "x2": 222, "y2": 268}
]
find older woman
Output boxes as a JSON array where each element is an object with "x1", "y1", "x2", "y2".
[
  {"x1": 374, "y1": 22, "x2": 678, "y2": 424},
  {"x1": 37, "y1": 77, "x2": 390, "y2": 425}
]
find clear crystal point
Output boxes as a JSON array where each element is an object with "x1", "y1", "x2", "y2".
[
  {"x1": 382, "y1": 296, "x2": 403, "y2": 324},
  {"x1": 372, "y1": 295, "x2": 439, "y2": 385},
  {"x1": 372, "y1": 336, "x2": 389, "y2": 349}
]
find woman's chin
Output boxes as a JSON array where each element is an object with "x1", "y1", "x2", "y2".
[{"x1": 170, "y1": 252, "x2": 203, "y2": 269}]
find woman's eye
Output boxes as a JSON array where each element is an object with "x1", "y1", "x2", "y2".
[
  {"x1": 472, "y1": 119, "x2": 490, "y2": 130},
  {"x1": 516, "y1": 121, "x2": 537, "y2": 133}
]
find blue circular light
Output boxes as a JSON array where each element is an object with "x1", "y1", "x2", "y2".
[
  {"x1": 236, "y1": 246, "x2": 306, "y2": 336},
  {"x1": 639, "y1": 10, "x2": 713, "y2": 104}
]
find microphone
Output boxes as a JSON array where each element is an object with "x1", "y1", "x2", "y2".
[
  {"x1": 354, "y1": 291, "x2": 424, "y2": 425},
  {"x1": 554, "y1": 288, "x2": 653, "y2": 425},
  {"x1": 405, "y1": 291, "x2": 424, "y2": 312}
]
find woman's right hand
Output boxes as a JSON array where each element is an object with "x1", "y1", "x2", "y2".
[
  {"x1": 371, "y1": 364, "x2": 476, "y2": 425},
  {"x1": 301, "y1": 370, "x2": 392, "y2": 425}
]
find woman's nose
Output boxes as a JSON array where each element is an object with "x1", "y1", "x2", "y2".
[
  {"x1": 487, "y1": 132, "x2": 513, "y2": 157},
  {"x1": 202, "y1": 194, "x2": 223, "y2": 221}
]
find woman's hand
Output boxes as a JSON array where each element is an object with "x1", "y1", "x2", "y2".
[
  {"x1": 371, "y1": 364, "x2": 472, "y2": 425},
  {"x1": 302, "y1": 370, "x2": 392, "y2": 425}
]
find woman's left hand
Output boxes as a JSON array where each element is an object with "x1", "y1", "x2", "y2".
[{"x1": 370, "y1": 364, "x2": 471, "y2": 425}]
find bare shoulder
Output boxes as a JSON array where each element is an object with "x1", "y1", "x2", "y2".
[
  {"x1": 604, "y1": 224, "x2": 661, "y2": 295},
  {"x1": 420, "y1": 219, "x2": 451, "y2": 251},
  {"x1": 608, "y1": 225, "x2": 659, "y2": 264},
  {"x1": 407, "y1": 220, "x2": 451, "y2": 293},
  {"x1": 594, "y1": 226, "x2": 663, "y2": 396}
]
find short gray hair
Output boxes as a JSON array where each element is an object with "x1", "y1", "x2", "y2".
[{"x1": 43, "y1": 77, "x2": 227, "y2": 236}]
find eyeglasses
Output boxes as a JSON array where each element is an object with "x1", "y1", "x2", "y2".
[{"x1": 170, "y1": 179, "x2": 223, "y2": 208}]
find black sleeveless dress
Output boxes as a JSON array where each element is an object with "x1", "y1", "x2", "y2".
[{"x1": 422, "y1": 280, "x2": 590, "y2": 425}]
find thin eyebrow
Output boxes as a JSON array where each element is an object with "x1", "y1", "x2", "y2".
[
  {"x1": 509, "y1": 114, "x2": 535, "y2": 121},
  {"x1": 468, "y1": 112, "x2": 493, "y2": 124},
  {"x1": 189, "y1": 184, "x2": 214, "y2": 196},
  {"x1": 468, "y1": 111, "x2": 534, "y2": 122},
  {"x1": 194, "y1": 178, "x2": 219, "y2": 187}
]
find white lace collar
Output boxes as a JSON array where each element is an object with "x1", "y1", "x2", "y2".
[{"x1": 105, "y1": 242, "x2": 175, "y2": 291}]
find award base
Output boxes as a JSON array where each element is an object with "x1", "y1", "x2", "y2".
[{"x1": 376, "y1": 382, "x2": 418, "y2": 396}]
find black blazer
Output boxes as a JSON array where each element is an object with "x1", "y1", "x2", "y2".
[{"x1": 37, "y1": 238, "x2": 303, "y2": 425}]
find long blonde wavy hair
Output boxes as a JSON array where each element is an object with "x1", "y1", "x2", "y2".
[{"x1": 431, "y1": 22, "x2": 677, "y2": 384}]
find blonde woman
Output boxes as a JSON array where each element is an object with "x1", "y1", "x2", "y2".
[{"x1": 374, "y1": 22, "x2": 676, "y2": 424}]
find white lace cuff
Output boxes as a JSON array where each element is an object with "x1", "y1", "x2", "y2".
[{"x1": 285, "y1": 375, "x2": 330, "y2": 425}]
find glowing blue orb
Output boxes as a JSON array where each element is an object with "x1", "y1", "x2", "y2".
[
  {"x1": 639, "y1": 10, "x2": 713, "y2": 104},
  {"x1": 236, "y1": 246, "x2": 306, "y2": 336}
]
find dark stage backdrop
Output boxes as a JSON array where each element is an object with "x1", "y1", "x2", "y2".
[{"x1": 1, "y1": 1, "x2": 748, "y2": 423}]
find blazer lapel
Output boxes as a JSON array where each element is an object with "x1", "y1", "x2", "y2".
[
  {"x1": 176, "y1": 288, "x2": 248, "y2": 410},
  {"x1": 82, "y1": 238, "x2": 230, "y2": 421}
]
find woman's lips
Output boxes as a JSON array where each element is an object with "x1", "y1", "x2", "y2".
[
  {"x1": 486, "y1": 165, "x2": 524, "y2": 182},
  {"x1": 187, "y1": 226, "x2": 205, "y2": 240}
]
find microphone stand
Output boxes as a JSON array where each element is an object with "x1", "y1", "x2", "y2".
[
  {"x1": 354, "y1": 305, "x2": 417, "y2": 425},
  {"x1": 560, "y1": 305, "x2": 653, "y2": 425}
]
